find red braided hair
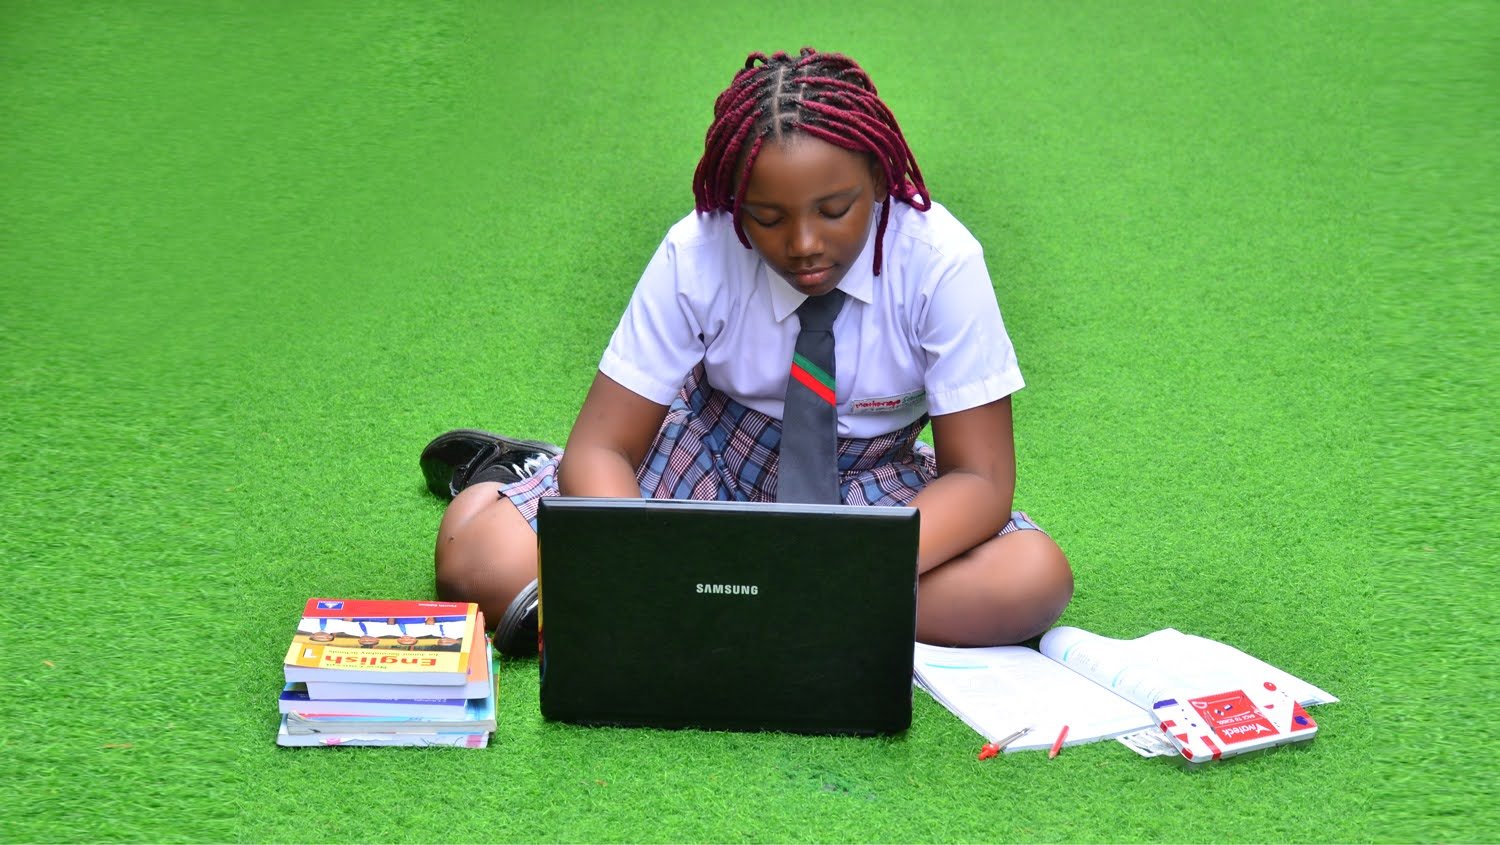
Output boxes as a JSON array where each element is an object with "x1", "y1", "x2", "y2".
[{"x1": 692, "y1": 48, "x2": 931, "y2": 276}]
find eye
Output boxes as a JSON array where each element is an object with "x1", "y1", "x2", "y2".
[
  {"x1": 820, "y1": 204, "x2": 853, "y2": 219},
  {"x1": 745, "y1": 212, "x2": 782, "y2": 228}
]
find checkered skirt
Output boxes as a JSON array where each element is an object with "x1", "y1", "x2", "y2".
[{"x1": 499, "y1": 365, "x2": 1040, "y2": 536}]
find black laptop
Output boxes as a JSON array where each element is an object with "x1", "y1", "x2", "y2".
[{"x1": 536, "y1": 497, "x2": 920, "y2": 735}]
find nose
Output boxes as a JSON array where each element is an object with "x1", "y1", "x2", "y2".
[{"x1": 787, "y1": 217, "x2": 822, "y2": 260}]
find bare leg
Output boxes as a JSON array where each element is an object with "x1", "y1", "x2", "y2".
[
  {"x1": 433, "y1": 482, "x2": 538, "y2": 628},
  {"x1": 916, "y1": 530, "x2": 1074, "y2": 646},
  {"x1": 435, "y1": 483, "x2": 1070, "y2": 644}
]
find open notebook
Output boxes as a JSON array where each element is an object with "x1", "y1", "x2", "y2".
[{"x1": 915, "y1": 626, "x2": 1337, "y2": 759}]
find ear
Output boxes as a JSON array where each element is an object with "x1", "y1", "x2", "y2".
[{"x1": 868, "y1": 156, "x2": 889, "y2": 199}]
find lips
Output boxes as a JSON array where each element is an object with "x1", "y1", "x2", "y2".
[{"x1": 787, "y1": 266, "x2": 833, "y2": 285}]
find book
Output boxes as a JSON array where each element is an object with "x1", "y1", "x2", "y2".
[
  {"x1": 303, "y1": 634, "x2": 494, "y2": 701},
  {"x1": 275, "y1": 719, "x2": 490, "y2": 748},
  {"x1": 273, "y1": 630, "x2": 495, "y2": 750},
  {"x1": 283, "y1": 685, "x2": 496, "y2": 735},
  {"x1": 278, "y1": 683, "x2": 471, "y2": 719},
  {"x1": 283, "y1": 598, "x2": 479, "y2": 686},
  {"x1": 914, "y1": 626, "x2": 1337, "y2": 761}
]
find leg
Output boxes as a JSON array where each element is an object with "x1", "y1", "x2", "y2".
[
  {"x1": 433, "y1": 481, "x2": 538, "y2": 628},
  {"x1": 916, "y1": 529, "x2": 1073, "y2": 646}
]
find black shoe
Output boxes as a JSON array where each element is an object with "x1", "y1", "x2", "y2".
[
  {"x1": 419, "y1": 429, "x2": 562, "y2": 499},
  {"x1": 493, "y1": 579, "x2": 539, "y2": 658}
]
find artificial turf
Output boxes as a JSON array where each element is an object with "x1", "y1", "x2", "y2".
[{"x1": 1, "y1": 1, "x2": 1494, "y2": 842}]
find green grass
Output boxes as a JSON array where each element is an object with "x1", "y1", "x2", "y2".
[{"x1": 2, "y1": 1, "x2": 1493, "y2": 842}]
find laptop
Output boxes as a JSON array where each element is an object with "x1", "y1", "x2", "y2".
[{"x1": 536, "y1": 497, "x2": 920, "y2": 735}]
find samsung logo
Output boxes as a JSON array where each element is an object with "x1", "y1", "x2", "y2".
[{"x1": 695, "y1": 583, "x2": 759, "y2": 596}]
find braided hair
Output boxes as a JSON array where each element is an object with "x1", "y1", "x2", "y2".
[{"x1": 692, "y1": 48, "x2": 931, "y2": 276}]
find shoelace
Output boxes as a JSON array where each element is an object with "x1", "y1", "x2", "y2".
[
  {"x1": 516, "y1": 452, "x2": 552, "y2": 477},
  {"x1": 480, "y1": 449, "x2": 554, "y2": 483}
]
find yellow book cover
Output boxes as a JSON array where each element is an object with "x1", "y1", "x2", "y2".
[{"x1": 283, "y1": 598, "x2": 479, "y2": 685}]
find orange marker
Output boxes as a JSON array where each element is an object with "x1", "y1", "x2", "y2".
[{"x1": 1048, "y1": 725, "x2": 1070, "y2": 759}]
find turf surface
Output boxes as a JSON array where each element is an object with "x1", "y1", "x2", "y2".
[{"x1": 2, "y1": 1, "x2": 1493, "y2": 842}]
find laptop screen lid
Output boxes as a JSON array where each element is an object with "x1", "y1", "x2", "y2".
[{"x1": 536, "y1": 497, "x2": 919, "y2": 735}]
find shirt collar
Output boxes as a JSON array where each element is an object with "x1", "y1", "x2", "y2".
[{"x1": 765, "y1": 212, "x2": 879, "y2": 322}]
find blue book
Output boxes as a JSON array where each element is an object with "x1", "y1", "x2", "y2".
[{"x1": 283, "y1": 683, "x2": 496, "y2": 735}]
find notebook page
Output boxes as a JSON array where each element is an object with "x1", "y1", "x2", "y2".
[
  {"x1": 1039, "y1": 627, "x2": 1339, "y2": 710},
  {"x1": 1142, "y1": 629, "x2": 1339, "y2": 706},
  {"x1": 914, "y1": 643, "x2": 1155, "y2": 752}
]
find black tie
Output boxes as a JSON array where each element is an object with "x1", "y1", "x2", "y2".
[{"x1": 779, "y1": 289, "x2": 847, "y2": 504}]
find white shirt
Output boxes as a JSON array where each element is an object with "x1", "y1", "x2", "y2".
[
  {"x1": 599, "y1": 201, "x2": 1024, "y2": 438},
  {"x1": 323, "y1": 619, "x2": 363, "y2": 637},
  {"x1": 359, "y1": 620, "x2": 403, "y2": 638}
]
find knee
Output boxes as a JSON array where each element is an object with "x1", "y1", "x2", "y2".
[
  {"x1": 433, "y1": 536, "x2": 537, "y2": 627},
  {"x1": 433, "y1": 547, "x2": 474, "y2": 605},
  {"x1": 974, "y1": 530, "x2": 1073, "y2": 643},
  {"x1": 1015, "y1": 531, "x2": 1073, "y2": 631},
  {"x1": 431, "y1": 493, "x2": 538, "y2": 624},
  {"x1": 916, "y1": 530, "x2": 1074, "y2": 646},
  {"x1": 434, "y1": 497, "x2": 484, "y2": 602}
]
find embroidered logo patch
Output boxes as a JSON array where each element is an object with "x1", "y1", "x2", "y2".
[{"x1": 850, "y1": 390, "x2": 925, "y2": 415}]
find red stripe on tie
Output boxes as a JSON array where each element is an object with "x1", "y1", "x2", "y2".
[{"x1": 791, "y1": 365, "x2": 836, "y2": 405}]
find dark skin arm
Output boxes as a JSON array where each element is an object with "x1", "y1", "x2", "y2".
[
  {"x1": 559, "y1": 369, "x2": 1017, "y2": 576},
  {"x1": 908, "y1": 396, "x2": 1017, "y2": 574},
  {"x1": 557, "y1": 371, "x2": 670, "y2": 498}
]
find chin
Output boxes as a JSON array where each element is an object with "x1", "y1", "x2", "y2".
[{"x1": 782, "y1": 272, "x2": 843, "y2": 298}]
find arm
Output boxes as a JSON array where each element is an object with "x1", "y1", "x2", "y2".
[
  {"x1": 908, "y1": 396, "x2": 1017, "y2": 574},
  {"x1": 556, "y1": 371, "x2": 671, "y2": 498}
]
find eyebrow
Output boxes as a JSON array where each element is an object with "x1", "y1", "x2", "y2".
[{"x1": 741, "y1": 186, "x2": 862, "y2": 211}]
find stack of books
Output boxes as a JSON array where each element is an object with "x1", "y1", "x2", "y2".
[{"x1": 276, "y1": 597, "x2": 497, "y2": 748}]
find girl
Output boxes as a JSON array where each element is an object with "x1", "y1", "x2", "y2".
[{"x1": 423, "y1": 48, "x2": 1073, "y2": 655}]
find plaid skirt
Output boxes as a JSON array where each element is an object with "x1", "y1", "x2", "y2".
[{"x1": 499, "y1": 365, "x2": 1042, "y2": 536}]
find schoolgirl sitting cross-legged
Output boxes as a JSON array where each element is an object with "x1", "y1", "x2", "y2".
[{"x1": 420, "y1": 48, "x2": 1073, "y2": 656}]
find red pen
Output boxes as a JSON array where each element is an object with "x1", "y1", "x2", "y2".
[{"x1": 1048, "y1": 725, "x2": 1070, "y2": 759}]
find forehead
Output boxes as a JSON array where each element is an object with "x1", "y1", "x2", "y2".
[{"x1": 742, "y1": 134, "x2": 872, "y2": 204}]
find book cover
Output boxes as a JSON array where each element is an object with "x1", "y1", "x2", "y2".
[
  {"x1": 304, "y1": 635, "x2": 494, "y2": 701},
  {"x1": 283, "y1": 598, "x2": 478, "y2": 686},
  {"x1": 284, "y1": 685, "x2": 496, "y2": 735},
  {"x1": 1152, "y1": 685, "x2": 1319, "y2": 763}
]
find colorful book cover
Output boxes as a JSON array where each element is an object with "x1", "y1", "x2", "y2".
[
  {"x1": 1152, "y1": 685, "x2": 1319, "y2": 763},
  {"x1": 303, "y1": 635, "x2": 494, "y2": 700},
  {"x1": 283, "y1": 598, "x2": 478, "y2": 685},
  {"x1": 284, "y1": 685, "x2": 496, "y2": 735}
]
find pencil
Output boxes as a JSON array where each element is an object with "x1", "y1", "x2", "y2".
[{"x1": 1048, "y1": 724, "x2": 1070, "y2": 759}]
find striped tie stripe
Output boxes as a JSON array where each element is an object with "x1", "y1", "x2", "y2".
[{"x1": 790, "y1": 353, "x2": 835, "y2": 405}]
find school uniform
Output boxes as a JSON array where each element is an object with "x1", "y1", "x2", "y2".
[
  {"x1": 499, "y1": 200, "x2": 1042, "y2": 536},
  {"x1": 323, "y1": 618, "x2": 364, "y2": 637},
  {"x1": 358, "y1": 620, "x2": 404, "y2": 638},
  {"x1": 397, "y1": 618, "x2": 444, "y2": 639}
]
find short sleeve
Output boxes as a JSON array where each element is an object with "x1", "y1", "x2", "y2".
[
  {"x1": 918, "y1": 247, "x2": 1025, "y2": 415},
  {"x1": 598, "y1": 236, "x2": 707, "y2": 405}
]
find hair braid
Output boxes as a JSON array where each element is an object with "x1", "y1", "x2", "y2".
[{"x1": 692, "y1": 47, "x2": 930, "y2": 276}]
